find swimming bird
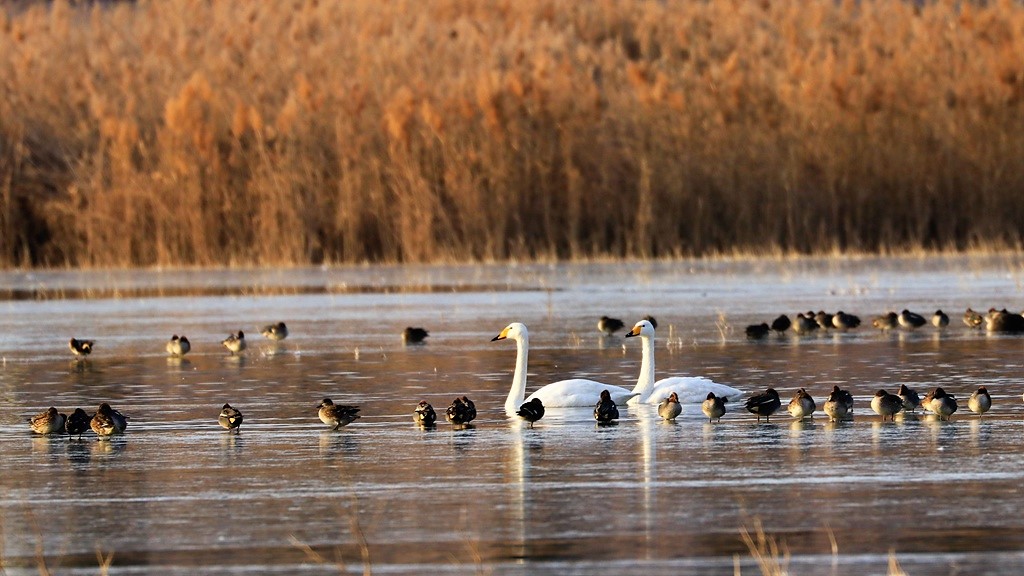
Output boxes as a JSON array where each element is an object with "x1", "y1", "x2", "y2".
[
  {"x1": 792, "y1": 313, "x2": 819, "y2": 335},
  {"x1": 931, "y1": 310, "x2": 949, "y2": 329},
  {"x1": 445, "y1": 396, "x2": 476, "y2": 425},
  {"x1": 90, "y1": 403, "x2": 128, "y2": 436},
  {"x1": 770, "y1": 314, "x2": 791, "y2": 334},
  {"x1": 166, "y1": 335, "x2": 191, "y2": 357},
  {"x1": 492, "y1": 323, "x2": 638, "y2": 414},
  {"x1": 823, "y1": 386, "x2": 852, "y2": 421},
  {"x1": 260, "y1": 322, "x2": 288, "y2": 341},
  {"x1": 745, "y1": 388, "x2": 781, "y2": 422},
  {"x1": 898, "y1": 309, "x2": 927, "y2": 330},
  {"x1": 642, "y1": 315, "x2": 658, "y2": 329},
  {"x1": 318, "y1": 398, "x2": 360, "y2": 430},
  {"x1": 963, "y1": 308, "x2": 984, "y2": 329},
  {"x1": 597, "y1": 316, "x2": 625, "y2": 336},
  {"x1": 897, "y1": 384, "x2": 921, "y2": 412},
  {"x1": 594, "y1": 390, "x2": 620, "y2": 423},
  {"x1": 985, "y1": 309, "x2": 1024, "y2": 332},
  {"x1": 968, "y1": 386, "x2": 992, "y2": 416},
  {"x1": 624, "y1": 320, "x2": 743, "y2": 404},
  {"x1": 221, "y1": 331, "x2": 246, "y2": 354},
  {"x1": 872, "y1": 312, "x2": 899, "y2": 331},
  {"x1": 814, "y1": 311, "x2": 834, "y2": 330},
  {"x1": 28, "y1": 407, "x2": 66, "y2": 435},
  {"x1": 414, "y1": 400, "x2": 437, "y2": 427},
  {"x1": 69, "y1": 338, "x2": 94, "y2": 357},
  {"x1": 832, "y1": 311, "x2": 861, "y2": 331},
  {"x1": 402, "y1": 327, "x2": 429, "y2": 344},
  {"x1": 925, "y1": 387, "x2": 958, "y2": 420},
  {"x1": 218, "y1": 403, "x2": 244, "y2": 433},
  {"x1": 787, "y1": 388, "x2": 816, "y2": 420},
  {"x1": 871, "y1": 390, "x2": 903, "y2": 421},
  {"x1": 702, "y1": 392, "x2": 727, "y2": 422},
  {"x1": 516, "y1": 398, "x2": 544, "y2": 428},
  {"x1": 658, "y1": 392, "x2": 682, "y2": 421},
  {"x1": 745, "y1": 323, "x2": 770, "y2": 340},
  {"x1": 65, "y1": 408, "x2": 91, "y2": 438}
]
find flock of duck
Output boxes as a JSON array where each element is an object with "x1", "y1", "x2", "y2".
[
  {"x1": 744, "y1": 307, "x2": 1024, "y2": 338},
  {"x1": 26, "y1": 309, "x2": 1016, "y2": 439}
]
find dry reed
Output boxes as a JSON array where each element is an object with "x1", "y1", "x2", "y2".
[{"x1": 2, "y1": 0, "x2": 1024, "y2": 267}]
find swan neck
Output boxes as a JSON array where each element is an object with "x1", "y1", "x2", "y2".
[
  {"x1": 505, "y1": 335, "x2": 529, "y2": 416},
  {"x1": 630, "y1": 334, "x2": 656, "y2": 403}
]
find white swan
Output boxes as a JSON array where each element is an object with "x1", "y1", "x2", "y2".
[
  {"x1": 624, "y1": 320, "x2": 743, "y2": 405},
  {"x1": 493, "y1": 323, "x2": 639, "y2": 416}
]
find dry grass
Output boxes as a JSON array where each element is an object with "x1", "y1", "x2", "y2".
[{"x1": 3, "y1": 0, "x2": 1024, "y2": 267}]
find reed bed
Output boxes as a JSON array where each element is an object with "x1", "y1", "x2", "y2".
[{"x1": 2, "y1": 0, "x2": 1024, "y2": 267}]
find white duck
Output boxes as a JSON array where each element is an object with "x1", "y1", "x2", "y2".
[
  {"x1": 624, "y1": 320, "x2": 743, "y2": 404},
  {"x1": 493, "y1": 323, "x2": 639, "y2": 416}
]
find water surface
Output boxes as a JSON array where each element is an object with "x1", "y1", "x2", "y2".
[{"x1": 3, "y1": 256, "x2": 1024, "y2": 575}]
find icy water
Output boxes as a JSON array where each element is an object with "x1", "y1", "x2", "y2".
[{"x1": 3, "y1": 256, "x2": 1024, "y2": 575}]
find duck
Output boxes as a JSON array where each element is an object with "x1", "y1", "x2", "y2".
[
  {"x1": 221, "y1": 331, "x2": 246, "y2": 354},
  {"x1": 898, "y1": 309, "x2": 927, "y2": 330},
  {"x1": 745, "y1": 323, "x2": 770, "y2": 340},
  {"x1": 931, "y1": 310, "x2": 949, "y2": 329},
  {"x1": 402, "y1": 327, "x2": 429, "y2": 344},
  {"x1": 414, "y1": 401, "x2": 437, "y2": 427},
  {"x1": 597, "y1": 316, "x2": 625, "y2": 336},
  {"x1": 822, "y1": 386, "x2": 851, "y2": 421},
  {"x1": 65, "y1": 408, "x2": 91, "y2": 438},
  {"x1": 871, "y1": 390, "x2": 903, "y2": 421},
  {"x1": 445, "y1": 396, "x2": 476, "y2": 425},
  {"x1": 787, "y1": 388, "x2": 816, "y2": 420},
  {"x1": 623, "y1": 320, "x2": 743, "y2": 404},
  {"x1": 594, "y1": 390, "x2": 619, "y2": 423},
  {"x1": 166, "y1": 334, "x2": 191, "y2": 357},
  {"x1": 792, "y1": 313, "x2": 819, "y2": 335},
  {"x1": 831, "y1": 311, "x2": 861, "y2": 331},
  {"x1": 260, "y1": 322, "x2": 288, "y2": 341},
  {"x1": 516, "y1": 398, "x2": 544, "y2": 428},
  {"x1": 814, "y1": 311, "x2": 834, "y2": 330},
  {"x1": 872, "y1": 312, "x2": 899, "y2": 331},
  {"x1": 69, "y1": 338, "x2": 94, "y2": 357},
  {"x1": 925, "y1": 387, "x2": 958, "y2": 420},
  {"x1": 28, "y1": 407, "x2": 66, "y2": 435},
  {"x1": 90, "y1": 403, "x2": 128, "y2": 436},
  {"x1": 492, "y1": 323, "x2": 638, "y2": 415},
  {"x1": 218, "y1": 403, "x2": 244, "y2": 433},
  {"x1": 963, "y1": 308, "x2": 984, "y2": 329},
  {"x1": 745, "y1": 388, "x2": 781, "y2": 422},
  {"x1": 968, "y1": 386, "x2": 992, "y2": 416},
  {"x1": 702, "y1": 392, "x2": 727, "y2": 423},
  {"x1": 985, "y1": 309, "x2": 1024, "y2": 332},
  {"x1": 897, "y1": 384, "x2": 921, "y2": 413},
  {"x1": 770, "y1": 314, "x2": 791, "y2": 334},
  {"x1": 318, "y1": 398, "x2": 360, "y2": 430},
  {"x1": 658, "y1": 392, "x2": 682, "y2": 421}
]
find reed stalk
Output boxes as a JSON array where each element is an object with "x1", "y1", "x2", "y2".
[{"x1": 2, "y1": 0, "x2": 1024, "y2": 267}]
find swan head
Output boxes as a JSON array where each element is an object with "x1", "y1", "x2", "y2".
[
  {"x1": 492, "y1": 322, "x2": 528, "y2": 342},
  {"x1": 625, "y1": 320, "x2": 655, "y2": 338}
]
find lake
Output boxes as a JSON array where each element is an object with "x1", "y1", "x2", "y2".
[{"x1": 2, "y1": 255, "x2": 1024, "y2": 575}]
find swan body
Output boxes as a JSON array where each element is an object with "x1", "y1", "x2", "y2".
[
  {"x1": 623, "y1": 320, "x2": 743, "y2": 405},
  {"x1": 492, "y1": 323, "x2": 638, "y2": 416}
]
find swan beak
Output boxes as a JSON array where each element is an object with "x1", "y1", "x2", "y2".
[
  {"x1": 491, "y1": 327, "x2": 510, "y2": 341},
  {"x1": 625, "y1": 326, "x2": 641, "y2": 338}
]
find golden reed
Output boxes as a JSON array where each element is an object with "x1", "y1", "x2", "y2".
[{"x1": 1, "y1": 0, "x2": 1023, "y2": 267}]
